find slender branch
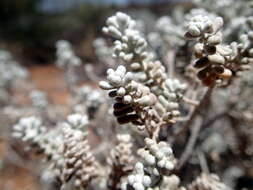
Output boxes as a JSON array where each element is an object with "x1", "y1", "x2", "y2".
[
  {"x1": 177, "y1": 117, "x2": 202, "y2": 170},
  {"x1": 197, "y1": 150, "x2": 209, "y2": 174},
  {"x1": 164, "y1": 49, "x2": 175, "y2": 78},
  {"x1": 174, "y1": 86, "x2": 213, "y2": 137},
  {"x1": 151, "y1": 122, "x2": 162, "y2": 141},
  {"x1": 175, "y1": 116, "x2": 191, "y2": 122},
  {"x1": 182, "y1": 97, "x2": 199, "y2": 106},
  {"x1": 202, "y1": 111, "x2": 228, "y2": 129},
  {"x1": 174, "y1": 87, "x2": 214, "y2": 170}
]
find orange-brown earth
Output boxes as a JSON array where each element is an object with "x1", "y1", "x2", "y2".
[
  {"x1": 29, "y1": 64, "x2": 70, "y2": 105},
  {"x1": 0, "y1": 64, "x2": 70, "y2": 190}
]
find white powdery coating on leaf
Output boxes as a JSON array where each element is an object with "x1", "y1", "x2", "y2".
[
  {"x1": 0, "y1": 50, "x2": 28, "y2": 89},
  {"x1": 67, "y1": 114, "x2": 89, "y2": 127},
  {"x1": 121, "y1": 162, "x2": 152, "y2": 190},
  {"x1": 55, "y1": 40, "x2": 82, "y2": 68},
  {"x1": 12, "y1": 116, "x2": 45, "y2": 143},
  {"x1": 103, "y1": 12, "x2": 149, "y2": 62},
  {"x1": 138, "y1": 138, "x2": 176, "y2": 175}
]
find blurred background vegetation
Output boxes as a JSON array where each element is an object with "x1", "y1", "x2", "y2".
[{"x1": 0, "y1": 0, "x2": 190, "y2": 64}]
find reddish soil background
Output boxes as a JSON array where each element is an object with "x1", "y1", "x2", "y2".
[
  {"x1": 29, "y1": 64, "x2": 70, "y2": 105},
  {"x1": 0, "y1": 64, "x2": 69, "y2": 190}
]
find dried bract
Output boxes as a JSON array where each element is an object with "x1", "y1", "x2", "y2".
[
  {"x1": 188, "y1": 173, "x2": 231, "y2": 190},
  {"x1": 61, "y1": 127, "x2": 98, "y2": 190}
]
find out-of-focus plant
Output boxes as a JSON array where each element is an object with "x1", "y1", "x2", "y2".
[
  {"x1": 55, "y1": 40, "x2": 83, "y2": 92},
  {"x1": 0, "y1": 50, "x2": 28, "y2": 104},
  {"x1": 9, "y1": 1, "x2": 253, "y2": 190}
]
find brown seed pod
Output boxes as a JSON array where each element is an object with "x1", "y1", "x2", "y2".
[
  {"x1": 213, "y1": 65, "x2": 225, "y2": 74},
  {"x1": 109, "y1": 90, "x2": 118, "y2": 98},
  {"x1": 194, "y1": 52, "x2": 204, "y2": 58},
  {"x1": 194, "y1": 57, "x2": 210, "y2": 68},
  {"x1": 204, "y1": 45, "x2": 216, "y2": 55},
  {"x1": 117, "y1": 114, "x2": 139, "y2": 124},
  {"x1": 202, "y1": 75, "x2": 216, "y2": 86},
  {"x1": 197, "y1": 66, "x2": 211, "y2": 80},
  {"x1": 113, "y1": 106, "x2": 134, "y2": 117},
  {"x1": 131, "y1": 120, "x2": 144, "y2": 126},
  {"x1": 115, "y1": 97, "x2": 123, "y2": 102},
  {"x1": 218, "y1": 68, "x2": 232, "y2": 79},
  {"x1": 184, "y1": 32, "x2": 198, "y2": 40},
  {"x1": 113, "y1": 102, "x2": 131, "y2": 111}
]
